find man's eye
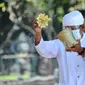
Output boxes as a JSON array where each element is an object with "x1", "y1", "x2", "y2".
[{"x1": 72, "y1": 28, "x2": 76, "y2": 30}]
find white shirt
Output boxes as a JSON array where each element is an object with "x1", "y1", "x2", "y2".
[{"x1": 35, "y1": 33, "x2": 85, "y2": 85}]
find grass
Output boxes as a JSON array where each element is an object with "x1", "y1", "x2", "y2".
[{"x1": 0, "y1": 74, "x2": 30, "y2": 80}]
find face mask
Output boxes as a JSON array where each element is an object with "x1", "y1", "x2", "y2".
[{"x1": 72, "y1": 29, "x2": 81, "y2": 40}]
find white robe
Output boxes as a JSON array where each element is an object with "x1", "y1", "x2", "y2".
[{"x1": 35, "y1": 33, "x2": 85, "y2": 85}]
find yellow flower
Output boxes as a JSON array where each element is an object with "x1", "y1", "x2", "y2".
[{"x1": 36, "y1": 13, "x2": 51, "y2": 28}]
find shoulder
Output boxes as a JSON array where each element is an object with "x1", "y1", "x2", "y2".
[
  {"x1": 82, "y1": 33, "x2": 85, "y2": 39},
  {"x1": 49, "y1": 39, "x2": 64, "y2": 46},
  {"x1": 48, "y1": 39, "x2": 61, "y2": 43},
  {"x1": 83, "y1": 33, "x2": 85, "y2": 36},
  {"x1": 81, "y1": 33, "x2": 85, "y2": 47}
]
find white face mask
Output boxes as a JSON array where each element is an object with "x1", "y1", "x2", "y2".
[{"x1": 72, "y1": 29, "x2": 81, "y2": 40}]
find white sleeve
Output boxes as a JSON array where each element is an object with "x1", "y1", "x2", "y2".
[{"x1": 35, "y1": 38, "x2": 62, "y2": 58}]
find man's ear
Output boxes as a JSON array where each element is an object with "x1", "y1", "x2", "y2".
[{"x1": 81, "y1": 24, "x2": 85, "y2": 32}]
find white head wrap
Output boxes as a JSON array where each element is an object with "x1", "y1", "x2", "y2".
[{"x1": 62, "y1": 10, "x2": 84, "y2": 27}]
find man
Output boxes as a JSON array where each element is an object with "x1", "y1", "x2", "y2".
[{"x1": 33, "y1": 10, "x2": 85, "y2": 85}]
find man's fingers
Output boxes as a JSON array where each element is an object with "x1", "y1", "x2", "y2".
[
  {"x1": 76, "y1": 39, "x2": 80, "y2": 44},
  {"x1": 66, "y1": 48, "x2": 72, "y2": 52},
  {"x1": 66, "y1": 46, "x2": 76, "y2": 52},
  {"x1": 33, "y1": 20, "x2": 38, "y2": 28}
]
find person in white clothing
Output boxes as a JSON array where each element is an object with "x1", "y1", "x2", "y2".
[{"x1": 33, "y1": 10, "x2": 85, "y2": 85}]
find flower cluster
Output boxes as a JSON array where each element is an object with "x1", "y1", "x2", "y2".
[{"x1": 36, "y1": 13, "x2": 51, "y2": 28}]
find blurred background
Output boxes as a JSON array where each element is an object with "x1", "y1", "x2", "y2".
[{"x1": 0, "y1": 0, "x2": 85, "y2": 85}]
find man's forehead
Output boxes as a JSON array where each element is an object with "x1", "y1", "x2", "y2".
[{"x1": 64, "y1": 25, "x2": 82, "y2": 29}]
